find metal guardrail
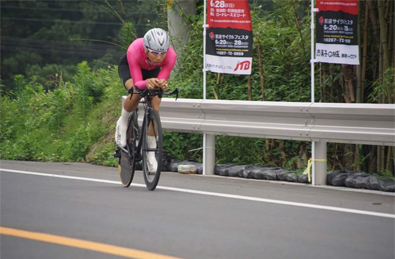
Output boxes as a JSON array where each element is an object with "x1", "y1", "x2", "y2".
[
  {"x1": 307, "y1": 103, "x2": 394, "y2": 146},
  {"x1": 158, "y1": 99, "x2": 395, "y2": 146},
  {"x1": 134, "y1": 98, "x2": 395, "y2": 185}
]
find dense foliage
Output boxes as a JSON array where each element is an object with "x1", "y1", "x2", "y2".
[
  {"x1": 1, "y1": 62, "x2": 121, "y2": 165},
  {"x1": 1, "y1": 0, "x2": 164, "y2": 91},
  {"x1": 1, "y1": 0, "x2": 394, "y2": 176}
]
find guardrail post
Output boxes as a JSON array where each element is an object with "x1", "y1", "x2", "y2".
[
  {"x1": 203, "y1": 134, "x2": 215, "y2": 175},
  {"x1": 313, "y1": 140, "x2": 327, "y2": 185}
]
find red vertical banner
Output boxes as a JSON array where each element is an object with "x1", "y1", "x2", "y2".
[
  {"x1": 315, "y1": 0, "x2": 359, "y2": 65},
  {"x1": 205, "y1": 0, "x2": 253, "y2": 75}
]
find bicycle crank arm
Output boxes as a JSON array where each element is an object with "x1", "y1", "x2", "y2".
[{"x1": 118, "y1": 146, "x2": 128, "y2": 154}]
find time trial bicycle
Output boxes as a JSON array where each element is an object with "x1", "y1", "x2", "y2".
[{"x1": 114, "y1": 87, "x2": 178, "y2": 191}]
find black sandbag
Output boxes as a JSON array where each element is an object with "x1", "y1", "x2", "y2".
[
  {"x1": 277, "y1": 170, "x2": 294, "y2": 181},
  {"x1": 227, "y1": 165, "x2": 246, "y2": 177},
  {"x1": 214, "y1": 164, "x2": 234, "y2": 176},
  {"x1": 242, "y1": 165, "x2": 270, "y2": 179},
  {"x1": 379, "y1": 179, "x2": 395, "y2": 192},
  {"x1": 242, "y1": 165, "x2": 255, "y2": 178},
  {"x1": 296, "y1": 173, "x2": 309, "y2": 183},
  {"x1": 354, "y1": 174, "x2": 371, "y2": 189},
  {"x1": 238, "y1": 167, "x2": 245, "y2": 177},
  {"x1": 261, "y1": 167, "x2": 282, "y2": 181},
  {"x1": 162, "y1": 150, "x2": 175, "y2": 171},
  {"x1": 344, "y1": 172, "x2": 371, "y2": 189},
  {"x1": 367, "y1": 175, "x2": 381, "y2": 191},
  {"x1": 284, "y1": 171, "x2": 298, "y2": 182},
  {"x1": 327, "y1": 170, "x2": 351, "y2": 186}
]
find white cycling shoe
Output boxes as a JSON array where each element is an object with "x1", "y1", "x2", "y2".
[
  {"x1": 146, "y1": 136, "x2": 158, "y2": 173},
  {"x1": 115, "y1": 117, "x2": 127, "y2": 147}
]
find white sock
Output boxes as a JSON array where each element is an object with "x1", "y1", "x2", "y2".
[
  {"x1": 147, "y1": 136, "x2": 156, "y2": 148},
  {"x1": 115, "y1": 107, "x2": 133, "y2": 147},
  {"x1": 147, "y1": 136, "x2": 157, "y2": 172},
  {"x1": 120, "y1": 107, "x2": 133, "y2": 125}
]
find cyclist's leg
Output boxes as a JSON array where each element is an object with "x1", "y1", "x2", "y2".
[
  {"x1": 149, "y1": 96, "x2": 162, "y2": 135},
  {"x1": 124, "y1": 86, "x2": 141, "y2": 112},
  {"x1": 118, "y1": 55, "x2": 141, "y2": 112},
  {"x1": 116, "y1": 56, "x2": 140, "y2": 147},
  {"x1": 145, "y1": 96, "x2": 161, "y2": 172}
]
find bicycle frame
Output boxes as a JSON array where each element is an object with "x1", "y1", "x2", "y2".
[
  {"x1": 117, "y1": 98, "x2": 152, "y2": 162},
  {"x1": 119, "y1": 88, "x2": 178, "y2": 164},
  {"x1": 133, "y1": 100, "x2": 153, "y2": 163},
  {"x1": 115, "y1": 87, "x2": 178, "y2": 189}
]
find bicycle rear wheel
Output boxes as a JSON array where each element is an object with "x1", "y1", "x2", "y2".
[
  {"x1": 142, "y1": 109, "x2": 163, "y2": 191},
  {"x1": 118, "y1": 111, "x2": 138, "y2": 187}
]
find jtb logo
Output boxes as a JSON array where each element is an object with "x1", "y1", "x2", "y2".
[{"x1": 234, "y1": 61, "x2": 250, "y2": 71}]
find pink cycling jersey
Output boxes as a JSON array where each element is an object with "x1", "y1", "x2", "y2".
[{"x1": 126, "y1": 38, "x2": 177, "y2": 90}]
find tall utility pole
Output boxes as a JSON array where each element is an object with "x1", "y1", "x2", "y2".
[{"x1": 167, "y1": 0, "x2": 196, "y2": 70}]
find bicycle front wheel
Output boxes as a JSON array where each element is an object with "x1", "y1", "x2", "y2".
[
  {"x1": 118, "y1": 111, "x2": 138, "y2": 187},
  {"x1": 142, "y1": 109, "x2": 163, "y2": 191}
]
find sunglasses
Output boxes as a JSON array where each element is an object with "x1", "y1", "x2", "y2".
[{"x1": 147, "y1": 48, "x2": 167, "y2": 56}]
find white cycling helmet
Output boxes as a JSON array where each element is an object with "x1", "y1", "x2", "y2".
[{"x1": 143, "y1": 28, "x2": 170, "y2": 52}]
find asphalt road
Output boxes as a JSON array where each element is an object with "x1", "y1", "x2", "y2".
[{"x1": 1, "y1": 160, "x2": 394, "y2": 259}]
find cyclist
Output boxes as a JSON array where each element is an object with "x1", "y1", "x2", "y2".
[{"x1": 116, "y1": 28, "x2": 177, "y2": 172}]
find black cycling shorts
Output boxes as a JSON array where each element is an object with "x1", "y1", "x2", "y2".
[{"x1": 118, "y1": 55, "x2": 161, "y2": 89}]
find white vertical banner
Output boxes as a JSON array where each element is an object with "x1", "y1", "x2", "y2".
[
  {"x1": 205, "y1": 0, "x2": 253, "y2": 75},
  {"x1": 315, "y1": 0, "x2": 359, "y2": 65}
]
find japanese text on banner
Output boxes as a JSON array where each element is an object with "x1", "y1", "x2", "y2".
[
  {"x1": 205, "y1": 0, "x2": 253, "y2": 75},
  {"x1": 315, "y1": 0, "x2": 359, "y2": 65}
]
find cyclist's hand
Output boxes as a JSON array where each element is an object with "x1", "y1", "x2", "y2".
[
  {"x1": 157, "y1": 79, "x2": 169, "y2": 91},
  {"x1": 157, "y1": 79, "x2": 167, "y2": 86},
  {"x1": 146, "y1": 78, "x2": 160, "y2": 90}
]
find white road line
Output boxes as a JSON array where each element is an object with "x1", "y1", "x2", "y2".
[{"x1": 1, "y1": 168, "x2": 394, "y2": 219}]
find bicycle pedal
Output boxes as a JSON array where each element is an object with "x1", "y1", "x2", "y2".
[{"x1": 113, "y1": 149, "x2": 121, "y2": 158}]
